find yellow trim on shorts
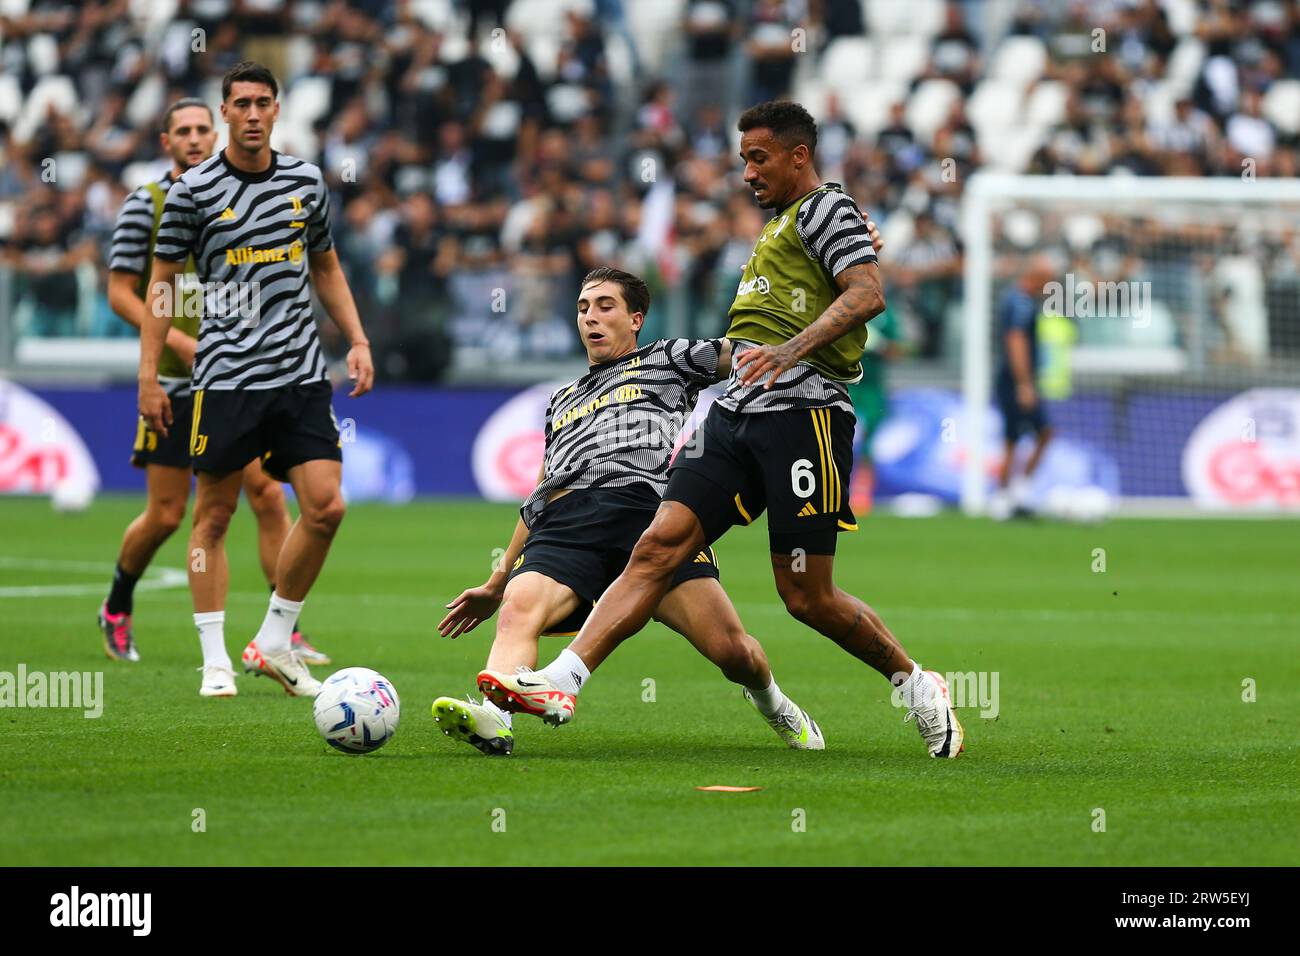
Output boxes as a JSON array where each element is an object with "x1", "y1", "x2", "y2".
[
  {"x1": 189, "y1": 388, "x2": 204, "y2": 457},
  {"x1": 810, "y1": 409, "x2": 830, "y2": 514},
  {"x1": 734, "y1": 494, "x2": 753, "y2": 525}
]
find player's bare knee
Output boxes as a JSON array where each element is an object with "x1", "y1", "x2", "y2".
[
  {"x1": 245, "y1": 480, "x2": 285, "y2": 518},
  {"x1": 195, "y1": 502, "x2": 235, "y2": 543},
  {"x1": 304, "y1": 496, "x2": 345, "y2": 536},
  {"x1": 151, "y1": 501, "x2": 185, "y2": 538}
]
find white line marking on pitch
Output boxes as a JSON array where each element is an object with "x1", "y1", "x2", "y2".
[{"x1": 0, "y1": 556, "x2": 188, "y2": 598}]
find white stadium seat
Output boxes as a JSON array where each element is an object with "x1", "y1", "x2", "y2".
[
  {"x1": 125, "y1": 72, "x2": 165, "y2": 131},
  {"x1": 967, "y1": 78, "x2": 1024, "y2": 133},
  {"x1": 990, "y1": 35, "x2": 1047, "y2": 89},
  {"x1": 27, "y1": 31, "x2": 60, "y2": 75},
  {"x1": 906, "y1": 78, "x2": 962, "y2": 143},
  {"x1": 284, "y1": 76, "x2": 332, "y2": 129},
  {"x1": 878, "y1": 35, "x2": 929, "y2": 86},
  {"x1": 1142, "y1": 81, "x2": 1178, "y2": 128},
  {"x1": 1262, "y1": 80, "x2": 1300, "y2": 136},
  {"x1": 0, "y1": 74, "x2": 21, "y2": 124},
  {"x1": 1025, "y1": 80, "x2": 1068, "y2": 128},
  {"x1": 841, "y1": 82, "x2": 907, "y2": 136},
  {"x1": 978, "y1": 124, "x2": 1043, "y2": 172},
  {"x1": 864, "y1": 0, "x2": 943, "y2": 38},
  {"x1": 1164, "y1": 37, "x2": 1205, "y2": 98},
  {"x1": 821, "y1": 37, "x2": 874, "y2": 93},
  {"x1": 15, "y1": 75, "x2": 79, "y2": 144}
]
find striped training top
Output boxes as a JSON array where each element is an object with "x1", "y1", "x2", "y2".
[
  {"x1": 521, "y1": 338, "x2": 724, "y2": 527},
  {"x1": 153, "y1": 149, "x2": 333, "y2": 391}
]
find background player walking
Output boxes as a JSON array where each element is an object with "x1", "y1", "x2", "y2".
[
  {"x1": 138, "y1": 62, "x2": 373, "y2": 699},
  {"x1": 97, "y1": 97, "x2": 330, "y2": 675}
]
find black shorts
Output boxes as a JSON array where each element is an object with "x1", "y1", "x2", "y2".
[
  {"x1": 189, "y1": 381, "x2": 342, "y2": 481},
  {"x1": 997, "y1": 377, "x2": 1050, "y2": 440},
  {"x1": 665, "y1": 403, "x2": 858, "y2": 555},
  {"x1": 507, "y1": 486, "x2": 721, "y2": 636},
  {"x1": 132, "y1": 391, "x2": 193, "y2": 470}
]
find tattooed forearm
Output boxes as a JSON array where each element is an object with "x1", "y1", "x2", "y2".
[{"x1": 785, "y1": 262, "x2": 885, "y2": 361}]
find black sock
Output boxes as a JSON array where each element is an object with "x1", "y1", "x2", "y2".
[{"x1": 106, "y1": 564, "x2": 140, "y2": 616}]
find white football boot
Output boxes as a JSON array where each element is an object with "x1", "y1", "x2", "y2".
[
  {"x1": 476, "y1": 666, "x2": 576, "y2": 726},
  {"x1": 198, "y1": 664, "x2": 237, "y2": 698},
  {"x1": 241, "y1": 640, "x2": 321, "y2": 697},
  {"x1": 903, "y1": 669, "x2": 965, "y2": 758},
  {"x1": 742, "y1": 689, "x2": 826, "y2": 750}
]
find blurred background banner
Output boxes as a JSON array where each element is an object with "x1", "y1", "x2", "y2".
[{"x1": 2, "y1": 0, "x2": 1298, "y2": 513}]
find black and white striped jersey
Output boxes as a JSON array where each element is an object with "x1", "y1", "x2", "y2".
[
  {"x1": 717, "y1": 342, "x2": 855, "y2": 416},
  {"x1": 108, "y1": 171, "x2": 169, "y2": 278},
  {"x1": 521, "y1": 338, "x2": 724, "y2": 527},
  {"x1": 719, "y1": 183, "x2": 875, "y2": 416},
  {"x1": 153, "y1": 149, "x2": 333, "y2": 391}
]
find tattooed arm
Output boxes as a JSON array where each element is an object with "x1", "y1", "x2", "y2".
[{"x1": 735, "y1": 261, "x2": 886, "y2": 388}]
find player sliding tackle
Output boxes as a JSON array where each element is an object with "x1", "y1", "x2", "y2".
[
  {"x1": 434, "y1": 268, "x2": 831, "y2": 756},
  {"x1": 480, "y1": 101, "x2": 965, "y2": 758}
]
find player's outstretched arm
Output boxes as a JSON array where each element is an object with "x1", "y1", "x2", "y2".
[
  {"x1": 735, "y1": 261, "x2": 885, "y2": 389},
  {"x1": 437, "y1": 465, "x2": 542, "y2": 639},
  {"x1": 138, "y1": 256, "x2": 184, "y2": 436},
  {"x1": 307, "y1": 247, "x2": 373, "y2": 397}
]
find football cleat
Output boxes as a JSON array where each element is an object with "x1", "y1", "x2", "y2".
[
  {"x1": 742, "y1": 689, "x2": 825, "y2": 750},
  {"x1": 97, "y1": 602, "x2": 140, "y2": 662},
  {"x1": 904, "y1": 670, "x2": 965, "y2": 758},
  {"x1": 290, "y1": 630, "x2": 331, "y2": 666},
  {"x1": 432, "y1": 696, "x2": 514, "y2": 756},
  {"x1": 241, "y1": 640, "x2": 321, "y2": 697},
  {"x1": 198, "y1": 664, "x2": 237, "y2": 698},
  {"x1": 477, "y1": 667, "x2": 575, "y2": 727}
]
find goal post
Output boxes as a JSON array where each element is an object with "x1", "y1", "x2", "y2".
[{"x1": 960, "y1": 173, "x2": 1300, "y2": 516}]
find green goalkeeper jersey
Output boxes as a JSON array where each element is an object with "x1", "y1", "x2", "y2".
[{"x1": 719, "y1": 183, "x2": 878, "y2": 414}]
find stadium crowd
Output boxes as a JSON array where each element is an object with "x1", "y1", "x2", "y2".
[{"x1": 2, "y1": 0, "x2": 1299, "y2": 375}]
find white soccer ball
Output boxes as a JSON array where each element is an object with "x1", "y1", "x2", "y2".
[
  {"x1": 50, "y1": 479, "x2": 94, "y2": 512},
  {"x1": 313, "y1": 667, "x2": 400, "y2": 754}
]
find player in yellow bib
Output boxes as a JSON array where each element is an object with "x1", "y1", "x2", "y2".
[
  {"x1": 481, "y1": 102, "x2": 966, "y2": 759},
  {"x1": 97, "y1": 98, "x2": 332, "y2": 686}
]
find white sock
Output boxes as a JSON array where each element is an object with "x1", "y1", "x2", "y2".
[
  {"x1": 539, "y1": 648, "x2": 590, "y2": 696},
  {"x1": 194, "y1": 611, "x2": 230, "y2": 669},
  {"x1": 482, "y1": 696, "x2": 513, "y2": 729},
  {"x1": 746, "y1": 676, "x2": 790, "y2": 717},
  {"x1": 1010, "y1": 475, "x2": 1031, "y2": 505},
  {"x1": 255, "y1": 592, "x2": 303, "y2": 655},
  {"x1": 897, "y1": 661, "x2": 935, "y2": 709}
]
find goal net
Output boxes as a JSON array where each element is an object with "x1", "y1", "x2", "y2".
[{"x1": 960, "y1": 174, "x2": 1300, "y2": 516}]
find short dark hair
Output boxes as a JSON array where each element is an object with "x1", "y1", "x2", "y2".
[
  {"x1": 580, "y1": 267, "x2": 650, "y2": 320},
  {"x1": 737, "y1": 100, "x2": 818, "y2": 157},
  {"x1": 161, "y1": 97, "x2": 213, "y2": 134},
  {"x1": 222, "y1": 61, "x2": 279, "y2": 101}
]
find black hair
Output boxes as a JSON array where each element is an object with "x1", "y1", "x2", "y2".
[
  {"x1": 222, "y1": 61, "x2": 279, "y2": 101},
  {"x1": 737, "y1": 100, "x2": 818, "y2": 157},
  {"x1": 161, "y1": 97, "x2": 213, "y2": 134},
  {"x1": 580, "y1": 267, "x2": 651, "y2": 322}
]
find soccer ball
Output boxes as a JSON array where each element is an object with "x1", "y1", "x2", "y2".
[{"x1": 313, "y1": 667, "x2": 400, "y2": 754}]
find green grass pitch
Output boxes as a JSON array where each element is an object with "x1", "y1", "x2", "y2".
[{"x1": 1, "y1": 495, "x2": 1296, "y2": 866}]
